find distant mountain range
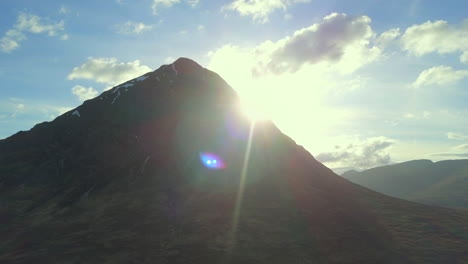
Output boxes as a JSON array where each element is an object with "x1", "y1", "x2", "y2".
[
  {"x1": 342, "y1": 159, "x2": 468, "y2": 209},
  {"x1": 0, "y1": 58, "x2": 467, "y2": 263}
]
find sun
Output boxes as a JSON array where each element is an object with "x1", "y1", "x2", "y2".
[
  {"x1": 236, "y1": 84, "x2": 277, "y2": 122},
  {"x1": 239, "y1": 99, "x2": 271, "y2": 121}
]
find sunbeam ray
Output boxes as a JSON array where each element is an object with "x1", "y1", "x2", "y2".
[{"x1": 226, "y1": 120, "x2": 256, "y2": 260}]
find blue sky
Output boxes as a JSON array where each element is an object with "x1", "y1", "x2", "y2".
[{"x1": 1, "y1": 0, "x2": 467, "y2": 171}]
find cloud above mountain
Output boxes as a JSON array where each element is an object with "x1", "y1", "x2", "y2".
[
  {"x1": 253, "y1": 13, "x2": 381, "y2": 75},
  {"x1": 71, "y1": 85, "x2": 98, "y2": 101},
  {"x1": 316, "y1": 137, "x2": 395, "y2": 169},
  {"x1": 210, "y1": 13, "x2": 382, "y2": 79},
  {"x1": 68, "y1": 57, "x2": 151, "y2": 86}
]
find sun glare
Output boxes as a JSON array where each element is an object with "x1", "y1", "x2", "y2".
[
  {"x1": 237, "y1": 86, "x2": 276, "y2": 122},
  {"x1": 240, "y1": 100, "x2": 270, "y2": 121}
]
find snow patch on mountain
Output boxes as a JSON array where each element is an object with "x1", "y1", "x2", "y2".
[
  {"x1": 111, "y1": 90, "x2": 121, "y2": 104},
  {"x1": 136, "y1": 75, "x2": 148, "y2": 82},
  {"x1": 172, "y1": 63, "x2": 178, "y2": 76},
  {"x1": 121, "y1": 83, "x2": 134, "y2": 88}
]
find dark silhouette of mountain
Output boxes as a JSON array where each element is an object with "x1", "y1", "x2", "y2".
[
  {"x1": 341, "y1": 159, "x2": 468, "y2": 209},
  {"x1": 0, "y1": 58, "x2": 467, "y2": 263}
]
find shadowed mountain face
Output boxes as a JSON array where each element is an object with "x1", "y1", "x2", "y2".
[
  {"x1": 0, "y1": 58, "x2": 467, "y2": 263},
  {"x1": 342, "y1": 159, "x2": 468, "y2": 209}
]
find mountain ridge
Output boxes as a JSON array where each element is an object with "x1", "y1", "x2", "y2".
[{"x1": 342, "y1": 159, "x2": 468, "y2": 209}]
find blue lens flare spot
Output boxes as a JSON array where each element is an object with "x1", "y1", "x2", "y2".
[{"x1": 199, "y1": 152, "x2": 226, "y2": 170}]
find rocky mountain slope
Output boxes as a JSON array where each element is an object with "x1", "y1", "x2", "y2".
[
  {"x1": 342, "y1": 159, "x2": 468, "y2": 209},
  {"x1": 0, "y1": 58, "x2": 467, "y2": 263}
]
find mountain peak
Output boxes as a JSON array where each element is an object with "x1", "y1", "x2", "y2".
[
  {"x1": 173, "y1": 57, "x2": 203, "y2": 71},
  {"x1": 152, "y1": 57, "x2": 204, "y2": 77}
]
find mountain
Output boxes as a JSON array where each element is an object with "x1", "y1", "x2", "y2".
[
  {"x1": 342, "y1": 159, "x2": 468, "y2": 209},
  {"x1": 1, "y1": 58, "x2": 467, "y2": 263},
  {"x1": 341, "y1": 169, "x2": 359, "y2": 178}
]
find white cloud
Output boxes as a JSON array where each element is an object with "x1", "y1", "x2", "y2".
[
  {"x1": 152, "y1": 0, "x2": 198, "y2": 14},
  {"x1": 38, "y1": 105, "x2": 72, "y2": 118},
  {"x1": 0, "y1": 98, "x2": 72, "y2": 121},
  {"x1": 72, "y1": 85, "x2": 99, "y2": 101},
  {"x1": 164, "y1": 56, "x2": 176, "y2": 63},
  {"x1": 16, "y1": 12, "x2": 64, "y2": 36},
  {"x1": 454, "y1": 144, "x2": 468, "y2": 150},
  {"x1": 0, "y1": 12, "x2": 66, "y2": 53},
  {"x1": 116, "y1": 21, "x2": 154, "y2": 35},
  {"x1": 59, "y1": 6, "x2": 69, "y2": 14},
  {"x1": 376, "y1": 28, "x2": 400, "y2": 48},
  {"x1": 403, "y1": 111, "x2": 431, "y2": 119},
  {"x1": 186, "y1": 0, "x2": 199, "y2": 7},
  {"x1": 316, "y1": 137, "x2": 395, "y2": 170},
  {"x1": 0, "y1": 30, "x2": 25, "y2": 52},
  {"x1": 197, "y1": 24, "x2": 205, "y2": 31},
  {"x1": 68, "y1": 57, "x2": 152, "y2": 86},
  {"x1": 250, "y1": 13, "x2": 381, "y2": 76},
  {"x1": 447, "y1": 132, "x2": 468, "y2": 140},
  {"x1": 401, "y1": 19, "x2": 468, "y2": 62},
  {"x1": 211, "y1": 13, "x2": 382, "y2": 78},
  {"x1": 11, "y1": 103, "x2": 25, "y2": 118},
  {"x1": 412, "y1": 65, "x2": 468, "y2": 88},
  {"x1": 223, "y1": 0, "x2": 310, "y2": 23},
  {"x1": 429, "y1": 152, "x2": 468, "y2": 158},
  {"x1": 152, "y1": 0, "x2": 180, "y2": 14},
  {"x1": 461, "y1": 51, "x2": 468, "y2": 64}
]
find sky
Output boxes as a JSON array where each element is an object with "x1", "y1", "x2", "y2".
[{"x1": 1, "y1": 0, "x2": 467, "y2": 172}]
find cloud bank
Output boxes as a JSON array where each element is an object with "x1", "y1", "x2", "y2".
[
  {"x1": 210, "y1": 13, "x2": 383, "y2": 79},
  {"x1": 253, "y1": 13, "x2": 381, "y2": 75}
]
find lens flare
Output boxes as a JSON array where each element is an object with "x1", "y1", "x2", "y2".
[{"x1": 199, "y1": 152, "x2": 226, "y2": 169}]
